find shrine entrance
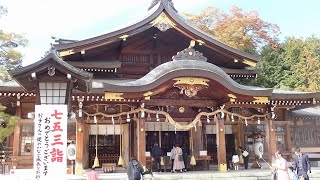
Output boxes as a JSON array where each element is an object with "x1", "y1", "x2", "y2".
[
  {"x1": 206, "y1": 125, "x2": 236, "y2": 164},
  {"x1": 88, "y1": 125, "x2": 121, "y2": 167},
  {"x1": 146, "y1": 131, "x2": 190, "y2": 154},
  {"x1": 207, "y1": 134, "x2": 235, "y2": 164}
]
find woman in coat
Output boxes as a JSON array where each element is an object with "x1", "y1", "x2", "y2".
[
  {"x1": 275, "y1": 150, "x2": 291, "y2": 180},
  {"x1": 173, "y1": 144, "x2": 185, "y2": 173}
]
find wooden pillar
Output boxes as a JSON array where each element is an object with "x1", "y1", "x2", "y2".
[
  {"x1": 266, "y1": 119, "x2": 276, "y2": 164},
  {"x1": 12, "y1": 121, "x2": 21, "y2": 167},
  {"x1": 137, "y1": 116, "x2": 146, "y2": 165},
  {"x1": 284, "y1": 110, "x2": 292, "y2": 152},
  {"x1": 216, "y1": 117, "x2": 227, "y2": 171},
  {"x1": 12, "y1": 101, "x2": 22, "y2": 167},
  {"x1": 285, "y1": 123, "x2": 292, "y2": 152},
  {"x1": 75, "y1": 118, "x2": 84, "y2": 175},
  {"x1": 193, "y1": 125, "x2": 202, "y2": 156}
]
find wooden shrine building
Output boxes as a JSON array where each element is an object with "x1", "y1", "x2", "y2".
[{"x1": 1, "y1": 0, "x2": 320, "y2": 173}]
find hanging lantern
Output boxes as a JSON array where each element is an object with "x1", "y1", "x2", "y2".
[{"x1": 257, "y1": 117, "x2": 261, "y2": 124}]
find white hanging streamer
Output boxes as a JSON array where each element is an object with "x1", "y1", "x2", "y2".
[
  {"x1": 94, "y1": 115, "x2": 97, "y2": 123},
  {"x1": 126, "y1": 114, "x2": 130, "y2": 122},
  {"x1": 141, "y1": 111, "x2": 145, "y2": 118},
  {"x1": 257, "y1": 117, "x2": 261, "y2": 124},
  {"x1": 207, "y1": 115, "x2": 210, "y2": 123},
  {"x1": 221, "y1": 112, "x2": 225, "y2": 119},
  {"x1": 156, "y1": 113, "x2": 160, "y2": 122},
  {"x1": 231, "y1": 114, "x2": 234, "y2": 122},
  {"x1": 245, "y1": 118, "x2": 248, "y2": 126},
  {"x1": 112, "y1": 116, "x2": 115, "y2": 125}
]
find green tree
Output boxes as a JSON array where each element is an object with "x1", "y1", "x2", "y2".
[
  {"x1": 241, "y1": 36, "x2": 320, "y2": 92},
  {"x1": 0, "y1": 6, "x2": 28, "y2": 82},
  {"x1": 184, "y1": 6, "x2": 280, "y2": 53},
  {"x1": 0, "y1": 105, "x2": 19, "y2": 143}
]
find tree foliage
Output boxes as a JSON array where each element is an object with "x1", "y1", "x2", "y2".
[
  {"x1": 240, "y1": 36, "x2": 320, "y2": 92},
  {"x1": 0, "y1": 6, "x2": 28, "y2": 82},
  {"x1": 184, "y1": 6, "x2": 280, "y2": 53},
  {"x1": 0, "y1": 105, "x2": 19, "y2": 143}
]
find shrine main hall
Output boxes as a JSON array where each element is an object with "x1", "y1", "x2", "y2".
[{"x1": 1, "y1": 0, "x2": 320, "y2": 174}]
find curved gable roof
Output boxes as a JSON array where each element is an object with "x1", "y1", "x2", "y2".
[
  {"x1": 102, "y1": 59, "x2": 272, "y2": 96},
  {"x1": 53, "y1": 0, "x2": 259, "y2": 63},
  {"x1": 9, "y1": 51, "x2": 93, "y2": 92}
]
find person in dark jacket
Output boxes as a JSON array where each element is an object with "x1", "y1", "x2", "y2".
[
  {"x1": 151, "y1": 143, "x2": 163, "y2": 172},
  {"x1": 181, "y1": 144, "x2": 188, "y2": 172},
  {"x1": 127, "y1": 156, "x2": 144, "y2": 180},
  {"x1": 293, "y1": 147, "x2": 311, "y2": 180}
]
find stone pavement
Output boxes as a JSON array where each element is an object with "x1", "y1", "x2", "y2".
[{"x1": 1, "y1": 168, "x2": 320, "y2": 180}]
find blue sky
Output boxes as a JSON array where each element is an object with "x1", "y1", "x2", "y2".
[{"x1": 1, "y1": 0, "x2": 319, "y2": 66}]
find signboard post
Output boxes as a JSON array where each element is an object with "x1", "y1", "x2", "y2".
[{"x1": 33, "y1": 105, "x2": 68, "y2": 180}]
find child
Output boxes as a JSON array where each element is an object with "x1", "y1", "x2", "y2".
[
  {"x1": 232, "y1": 152, "x2": 240, "y2": 170},
  {"x1": 288, "y1": 166, "x2": 298, "y2": 180}
]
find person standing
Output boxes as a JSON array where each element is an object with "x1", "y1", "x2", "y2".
[
  {"x1": 127, "y1": 156, "x2": 144, "y2": 180},
  {"x1": 87, "y1": 167, "x2": 99, "y2": 180},
  {"x1": 151, "y1": 143, "x2": 163, "y2": 172},
  {"x1": 181, "y1": 144, "x2": 188, "y2": 172},
  {"x1": 173, "y1": 144, "x2": 185, "y2": 173},
  {"x1": 239, "y1": 147, "x2": 249, "y2": 170},
  {"x1": 170, "y1": 145, "x2": 176, "y2": 173},
  {"x1": 293, "y1": 147, "x2": 311, "y2": 180},
  {"x1": 275, "y1": 150, "x2": 291, "y2": 180},
  {"x1": 232, "y1": 152, "x2": 240, "y2": 170}
]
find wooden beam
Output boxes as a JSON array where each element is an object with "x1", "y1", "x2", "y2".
[{"x1": 144, "y1": 99, "x2": 216, "y2": 107}]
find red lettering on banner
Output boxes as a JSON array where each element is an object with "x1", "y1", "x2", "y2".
[
  {"x1": 51, "y1": 134, "x2": 63, "y2": 146},
  {"x1": 52, "y1": 122, "x2": 63, "y2": 132},
  {"x1": 51, "y1": 110, "x2": 63, "y2": 119},
  {"x1": 50, "y1": 148, "x2": 63, "y2": 163}
]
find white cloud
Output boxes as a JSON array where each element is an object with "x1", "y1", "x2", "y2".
[{"x1": 0, "y1": 0, "x2": 211, "y2": 66}]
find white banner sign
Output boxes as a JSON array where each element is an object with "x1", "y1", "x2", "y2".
[{"x1": 34, "y1": 105, "x2": 68, "y2": 180}]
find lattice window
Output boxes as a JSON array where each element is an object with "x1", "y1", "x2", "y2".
[
  {"x1": 20, "y1": 124, "x2": 34, "y2": 156},
  {"x1": 39, "y1": 82, "x2": 67, "y2": 104}
]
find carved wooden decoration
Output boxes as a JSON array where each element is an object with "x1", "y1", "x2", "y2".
[
  {"x1": 173, "y1": 77, "x2": 209, "y2": 97},
  {"x1": 172, "y1": 47, "x2": 207, "y2": 61},
  {"x1": 151, "y1": 12, "x2": 176, "y2": 32}
]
